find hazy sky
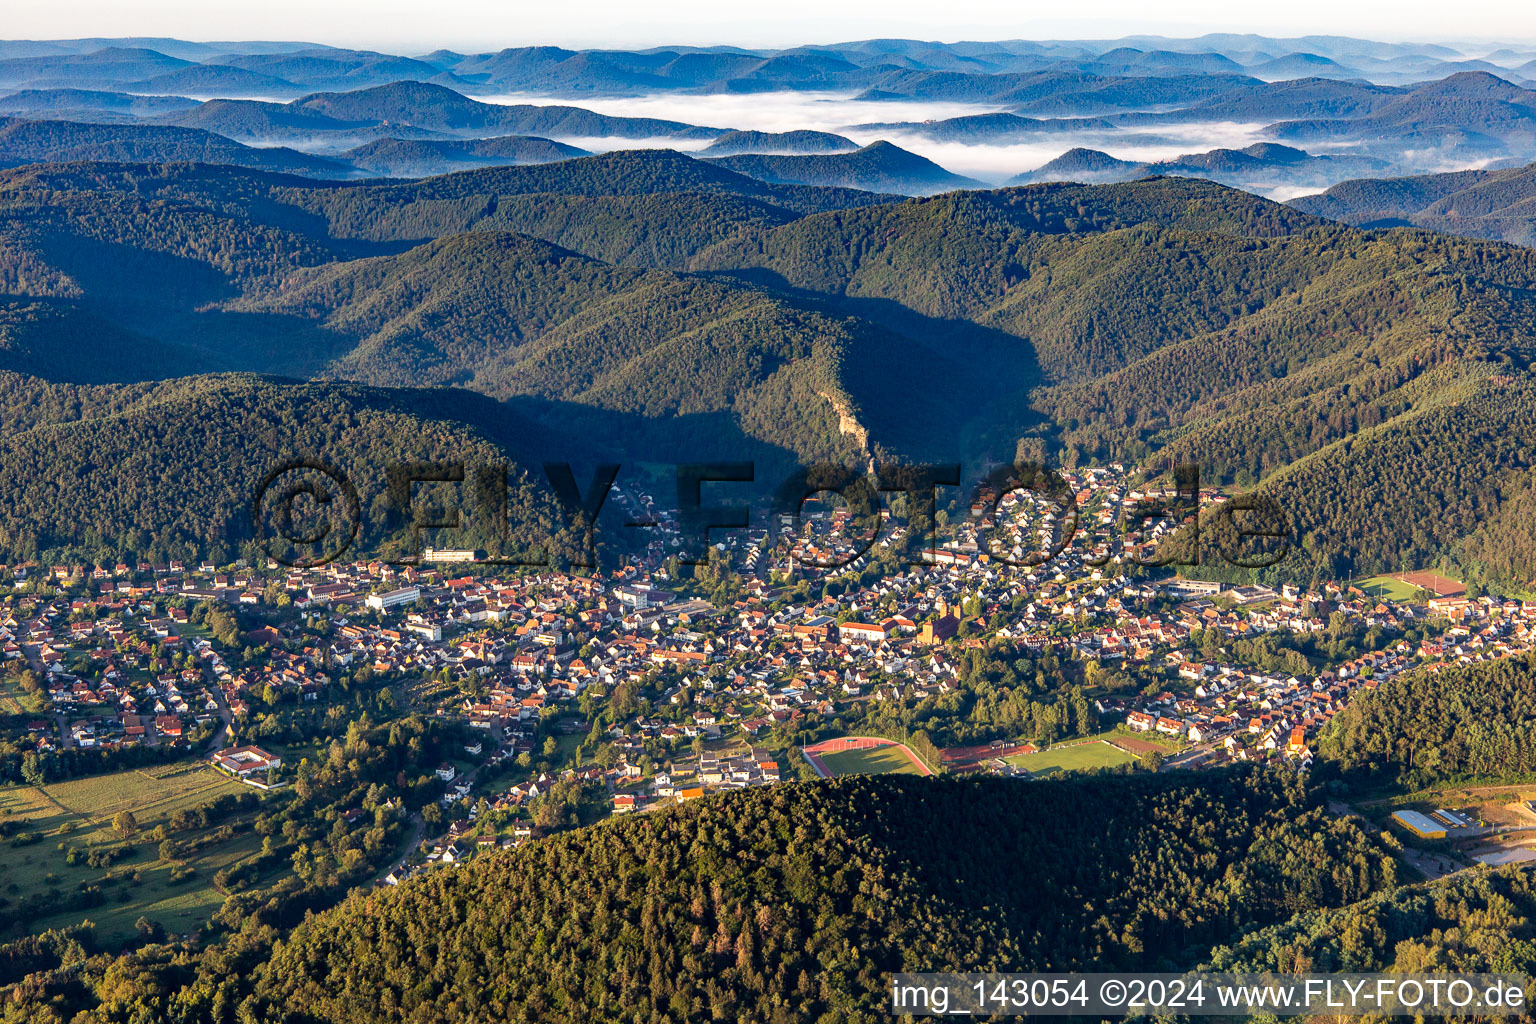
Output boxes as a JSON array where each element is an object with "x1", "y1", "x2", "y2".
[{"x1": 8, "y1": 0, "x2": 1536, "y2": 51}]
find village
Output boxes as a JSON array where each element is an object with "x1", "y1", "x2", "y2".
[{"x1": 0, "y1": 462, "x2": 1519, "y2": 878}]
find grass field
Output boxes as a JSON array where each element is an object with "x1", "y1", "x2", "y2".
[
  {"x1": 0, "y1": 763, "x2": 266, "y2": 945},
  {"x1": 1356, "y1": 575, "x2": 1423, "y2": 601},
  {"x1": 1106, "y1": 727, "x2": 1183, "y2": 754},
  {"x1": 43, "y1": 762, "x2": 243, "y2": 823},
  {"x1": 816, "y1": 744, "x2": 927, "y2": 777},
  {"x1": 0, "y1": 677, "x2": 27, "y2": 715},
  {"x1": 1005, "y1": 741, "x2": 1138, "y2": 777}
]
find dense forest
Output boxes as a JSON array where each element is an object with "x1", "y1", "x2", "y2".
[
  {"x1": 340, "y1": 136, "x2": 591, "y2": 179},
  {"x1": 703, "y1": 141, "x2": 982, "y2": 195},
  {"x1": 1209, "y1": 865, "x2": 1536, "y2": 976},
  {"x1": 1316, "y1": 651, "x2": 1536, "y2": 788},
  {"x1": 0, "y1": 769, "x2": 1397, "y2": 1023},
  {"x1": 0, "y1": 373, "x2": 579, "y2": 566},
  {"x1": 0, "y1": 117, "x2": 345, "y2": 177}
]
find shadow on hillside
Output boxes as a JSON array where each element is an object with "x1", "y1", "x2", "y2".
[
  {"x1": 693, "y1": 266, "x2": 1049, "y2": 465},
  {"x1": 0, "y1": 297, "x2": 219, "y2": 385},
  {"x1": 161, "y1": 308, "x2": 365, "y2": 377}
]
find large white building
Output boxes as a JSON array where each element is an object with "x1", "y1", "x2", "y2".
[
  {"x1": 422, "y1": 548, "x2": 478, "y2": 563},
  {"x1": 367, "y1": 586, "x2": 421, "y2": 611}
]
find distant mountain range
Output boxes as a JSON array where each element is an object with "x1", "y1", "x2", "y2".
[
  {"x1": 703, "y1": 141, "x2": 983, "y2": 195},
  {"x1": 1, "y1": 32, "x2": 1536, "y2": 576},
  {"x1": 2, "y1": 65, "x2": 1535, "y2": 194},
  {"x1": 845, "y1": 112, "x2": 1117, "y2": 141},
  {"x1": 2, "y1": 37, "x2": 1536, "y2": 190},
  {"x1": 1289, "y1": 160, "x2": 1536, "y2": 245},
  {"x1": 3, "y1": 152, "x2": 1536, "y2": 580},
  {"x1": 1267, "y1": 71, "x2": 1536, "y2": 153},
  {"x1": 3, "y1": 34, "x2": 1511, "y2": 97},
  {"x1": 0, "y1": 111, "x2": 972, "y2": 190},
  {"x1": 0, "y1": 34, "x2": 1531, "y2": 99},
  {"x1": 1012, "y1": 142, "x2": 1388, "y2": 189}
]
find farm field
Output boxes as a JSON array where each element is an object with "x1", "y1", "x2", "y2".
[
  {"x1": 0, "y1": 762, "x2": 268, "y2": 945},
  {"x1": 1005, "y1": 741, "x2": 1138, "y2": 777},
  {"x1": 43, "y1": 761, "x2": 242, "y2": 821}
]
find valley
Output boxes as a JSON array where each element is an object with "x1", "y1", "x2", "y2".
[{"x1": 3, "y1": 21, "x2": 1536, "y2": 1024}]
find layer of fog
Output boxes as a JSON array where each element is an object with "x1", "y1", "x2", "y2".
[
  {"x1": 474, "y1": 89, "x2": 1285, "y2": 183},
  {"x1": 559, "y1": 135, "x2": 716, "y2": 154},
  {"x1": 1263, "y1": 184, "x2": 1327, "y2": 202},
  {"x1": 471, "y1": 90, "x2": 998, "y2": 137},
  {"x1": 860, "y1": 122, "x2": 1271, "y2": 183},
  {"x1": 150, "y1": 85, "x2": 1513, "y2": 194}
]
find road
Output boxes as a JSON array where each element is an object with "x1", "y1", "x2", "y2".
[
  {"x1": 1164, "y1": 741, "x2": 1216, "y2": 768},
  {"x1": 18, "y1": 641, "x2": 73, "y2": 751},
  {"x1": 382, "y1": 727, "x2": 501, "y2": 881},
  {"x1": 201, "y1": 679, "x2": 234, "y2": 755},
  {"x1": 382, "y1": 812, "x2": 428, "y2": 883},
  {"x1": 1327, "y1": 790, "x2": 1536, "y2": 881},
  {"x1": 164, "y1": 623, "x2": 234, "y2": 755}
]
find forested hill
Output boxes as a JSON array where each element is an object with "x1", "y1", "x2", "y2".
[
  {"x1": 0, "y1": 116, "x2": 349, "y2": 176},
  {"x1": 702, "y1": 141, "x2": 986, "y2": 196},
  {"x1": 373, "y1": 148, "x2": 898, "y2": 213},
  {"x1": 1289, "y1": 160, "x2": 1536, "y2": 246},
  {"x1": 1, "y1": 770, "x2": 1397, "y2": 1023},
  {"x1": 691, "y1": 176, "x2": 1536, "y2": 583},
  {"x1": 339, "y1": 135, "x2": 590, "y2": 178},
  {"x1": 224, "y1": 229, "x2": 960, "y2": 469},
  {"x1": 289, "y1": 81, "x2": 723, "y2": 139},
  {"x1": 1315, "y1": 650, "x2": 1536, "y2": 788},
  {"x1": 0, "y1": 373, "x2": 577, "y2": 566},
  {"x1": 1208, "y1": 865, "x2": 1536, "y2": 977},
  {"x1": 6, "y1": 158, "x2": 1536, "y2": 581}
]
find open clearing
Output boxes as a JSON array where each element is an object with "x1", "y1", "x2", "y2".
[
  {"x1": 1, "y1": 763, "x2": 264, "y2": 945},
  {"x1": 42, "y1": 762, "x2": 242, "y2": 822}
]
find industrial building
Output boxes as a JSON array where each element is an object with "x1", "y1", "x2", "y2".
[{"x1": 1392, "y1": 810, "x2": 1449, "y2": 839}]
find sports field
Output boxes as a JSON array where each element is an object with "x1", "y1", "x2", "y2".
[
  {"x1": 1356, "y1": 575, "x2": 1423, "y2": 600},
  {"x1": 1356, "y1": 571, "x2": 1464, "y2": 601},
  {"x1": 803, "y1": 737, "x2": 931, "y2": 777},
  {"x1": 818, "y1": 744, "x2": 927, "y2": 777},
  {"x1": 1005, "y1": 741, "x2": 1138, "y2": 777}
]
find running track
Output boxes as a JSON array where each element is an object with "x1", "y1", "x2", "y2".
[{"x1": 801, "y1": 736, "x2": 933, "y2": 778}]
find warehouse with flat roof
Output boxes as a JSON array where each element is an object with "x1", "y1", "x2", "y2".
[{"x1": 1392, "y1": 809, "x2": 1448, "y2": 839}]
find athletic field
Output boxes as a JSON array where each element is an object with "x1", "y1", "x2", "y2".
[
  {"x1": 803, "y1": 737, "x2": 931, "y2": 778},
  {"x1": 1357, "y1": 571, "x2": 1464, "y2": 601},
  {"x1": 1005, "y1": 741, "x2": 1138, "y2": 777}
]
